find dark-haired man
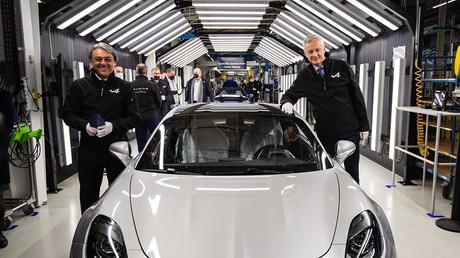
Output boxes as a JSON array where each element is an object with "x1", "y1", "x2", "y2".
[{"x1": 62, "y1": 42, "x2": 140, "y2": 213}]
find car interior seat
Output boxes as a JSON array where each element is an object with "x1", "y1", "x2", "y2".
[
  {"x1": 181, "y1": 120, "x2": 229, "y2": 163},
  {"x1": 240, "y1": 119, "x2": 283, "y2": 160}
]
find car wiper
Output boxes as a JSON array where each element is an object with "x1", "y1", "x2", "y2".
[
  {"x1": 206, "y1": 168, "x2": 290, "y2": 175},
  {"x1": 138, "y1": 168, "x2": 201, "y2": 175}
]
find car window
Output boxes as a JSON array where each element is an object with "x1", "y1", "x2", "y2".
[{"x1": 136, "y1": 112, "x2": 332, "y2": 175}]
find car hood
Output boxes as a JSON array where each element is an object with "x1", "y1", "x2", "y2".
[{"x1": 130, "y1": 170, "x2": 339, "y2": 258}]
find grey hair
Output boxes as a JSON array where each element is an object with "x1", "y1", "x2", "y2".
[
  {"x1": 89, "y1": 42, "x2": 118, "y2": 61},
  {"x1": 303, "y1": 35, "x2": 325, "y2": 48}
]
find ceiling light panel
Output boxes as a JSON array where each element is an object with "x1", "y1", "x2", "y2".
[
  {"x1": 118, "y1": 12, "x2": 181, "y2": 48},
  {"x1": 210, "y1": 34, "x2": 253, "y2": 53},
  {"x1": 130, "y1": 16, "x2": 189, "y2": 51},
  {"x1": 292, "y1": 0, "x2": 364, "y2": 42},
  {"x1": 93, "y1": 0, "x2": 166, "y2": 41},
  {"x1": 317, "y1": 0, "x2": 381, "y2": 37},
  {"x1": 140, "y1": 22, "x2": 191, "y2": 55},
  {"x1": 195, "y1": 1, "x2": 268, "y2": 30},
  {"x1": 107, "y1": 1, "x2": 177, "y2": 45},
  {"x1": 285, "y1": 2, "x2": 352, "y2": 45},
  {"x1": 159, "y1": 38, "x2": 202, "y2": 62},
  {"x1": 55, "y1": 0, "x2": 110, "y2": 30},
  {"x1": 166, "y1": 44, "x2": 206, "y2": 65},
  {"x1": 254, "y1": 48, "x2": 288, "y2": 67},
  {"x1": 347, "y1": 0, "x2": 401, "y2": 31},
  {"x1": 256, "y1": 44, "x2": 291, "y2": 65},
  {"x1": 76, "y1": 0, "x2": 142, "y2": 36},
  {"x1": 275, "y1": 13, "x2": 340, "y2": 49}
]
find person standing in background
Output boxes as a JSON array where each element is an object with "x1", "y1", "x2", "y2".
[
  {"x1": 61, "y1": 42, "x2": 140, "y2": 214},
  {"x1": 131, "y1": 63, "x2": 161, "y2": 152},
  {"x1": 0, "y1": 88, "x2": 16, "y2": 248},
  {"x1": 114, "y1": 66, "x2": 124, "y2": 80},
  {"x1": 280, "y1": 35, "x2": 369, "y2": 184},
  {"x1": 150, "y1": 67, "x2": 173, "y2": 120},
  {"x1": 165, "y1": 67, "x2": 181, "y2": 106},
  {"x1": 185, "y1": 68, "x2": 214, "y2": 103}
]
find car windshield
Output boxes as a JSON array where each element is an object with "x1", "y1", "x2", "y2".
[{"x1": 136, "y1": 111, "x2": 332, "y2": 175}]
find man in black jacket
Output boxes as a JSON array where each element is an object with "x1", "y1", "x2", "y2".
[
  {"x1": 151, "y1": 67, "x2": 174, "y2": 120},
  {"x1": 185, "y1": 68, "x2": 214, "y2": 103},
  {"x1": 0, "y1": 88, "x2": 16, "y2": 248},
  {"x1": 61, "y1": 42, "x2": 140, "y2": 213},
  {"x1": 280, "y1": 35, "x2": 369, "y2": 184},
  {"x1": 132, "y1": 63, "x2": 161, "y2": 152}
]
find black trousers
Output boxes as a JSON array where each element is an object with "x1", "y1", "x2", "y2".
[
  {"x1": 0, "y1": 185, "x2": 4, "y2": 229},
  {"x1": 317, "y1": 129, "x2": 361, "y2": 184},
  {"x1": 77, "y1": 143, "x2": 125, "y2": 214}
]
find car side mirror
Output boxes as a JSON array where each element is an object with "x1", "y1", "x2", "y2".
[
  {"x1": 334, "y1": 140, "x2": 356, "y2": 165},
  {"x1": 109, "y1": 141, "x2": 132, "y2": 167}
]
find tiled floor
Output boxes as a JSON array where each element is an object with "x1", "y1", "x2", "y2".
[{"x1": 1, "y1": 155, "x2": 460, "y2": 257}]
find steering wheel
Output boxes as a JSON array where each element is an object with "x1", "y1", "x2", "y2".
[{"x1": 253, "y1": 144, "x2": 296, "y2": 159}]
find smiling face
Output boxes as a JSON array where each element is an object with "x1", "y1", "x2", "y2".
[
  {"x1": 304, "y1": 38, "x2": 326, "y2": 67},
  {"x1": 90, "y1": 48, "x2": 116, "y2": 79}
]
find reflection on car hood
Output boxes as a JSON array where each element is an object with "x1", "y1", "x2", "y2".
[{"x1": 130, "y1": 170, "x2": 339, "y2": 258}]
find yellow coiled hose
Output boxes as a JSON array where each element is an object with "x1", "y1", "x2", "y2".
[{"x1": 415, "y1": 58, "x2": 428, "y2": 156}]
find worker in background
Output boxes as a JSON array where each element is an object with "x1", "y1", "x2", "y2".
[
  {"x1": 61, "y1": 42, "x2": 140, "y2": 214},
  {"x1": 131, "y1": 63, "x2": 161, "y2": 152},
  {"x1": 185, "y1": 68, "x2": 214, "y2": 103},
  {"x1": 0, "y1": 88, "x2": 17, "y2": 248},
  {"x1": 151, "y1": 67, "x2": 174, "y2": 120},
  {"x1": 280, "y1": 34, "x2": 369, "y2": 184},
  {"x1": 165, "y1": 67, "x2": 181, "y2": 106},
  {"x1": 114, "y1": 66, "x2": 124, "y2": 80}
]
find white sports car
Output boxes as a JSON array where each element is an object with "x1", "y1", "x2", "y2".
[{"x1": 71, "y1": 102, "x2": 396, "y2": 258}]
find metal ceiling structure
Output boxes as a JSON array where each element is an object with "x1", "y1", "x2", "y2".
[{"x1": 43, "y1": 0, "x2": 412, "y2": 68}]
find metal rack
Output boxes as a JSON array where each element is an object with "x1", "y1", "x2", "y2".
[{"x1": 393, "y1": 106, "x2": 460, "y2": 217}]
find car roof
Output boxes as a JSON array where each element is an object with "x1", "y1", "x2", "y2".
[{"x1": 172, "y1": 102, "x2": 285, "y2": 116}]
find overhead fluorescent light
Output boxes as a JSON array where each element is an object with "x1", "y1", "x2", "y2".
[
  {"x1": 347, "y1": 0, "x2": 399, "y2": 30},
  {"x1": 109, "y1": 2, "x2": 177, "y2": 45},
  {"x1": 201, "y1": 22, "x2": 260, "y2": 25},
  {"x1": 293, "y1": 0, "x2": 363, "y2": 42},
  {"x1": 196, "y1": 10, "x2": 265, "y2": 15},
  {"x1": 56, "y1": 0, "x2": 110, "y2": 30},
  {"x1": 270, "y1": 24, "x2": 304, "y2": 48},
  {"x1": 285, "y1": 3, "x2": 349, "y2": 45},
  {"x1": 209, "y1": 35, "x2": 254, "y2": 39},
  {"x1": 160, "y1": 38, "x2": 201, "y2": 62},
  {"x1": 132, "y1": 18, "x2": 188, "y2": 51},
  {"x1": 193, "y1": 3, "x2": 269, "y2": 8},
  {"x1": 200, "y1": 16, "x2": 262, "y2": 20},
  {"x1": 317, "y1": 0, "x2": 380, "y2": 37},
  {"x1": 119, "y1": 12, "x2": 181, "y2": 48},
  {"x1": 79, "y1": 0, "x2": 142, "y2": 36},
  {"x1": 95, "y1": 0, "x2": 166, "y2": 41},
  {"x1": 142, "y1": 24, "x2": 191, "y2": 56},
  {"x1": 204, "y1": 25, "x2": 258, "y2": 29},
  {"x1": 278, "y1": 12, "x2": 339, "y2": 49},
  {"x1": 432, "y1": 0, "x2": 456, "y2": 8}
]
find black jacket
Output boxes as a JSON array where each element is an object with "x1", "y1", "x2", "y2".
[
  {"x1": 280, "y1": 58, "x2": 369, "y2": 137},
  {"x1": 151, "y1": 78, "x2": 174, "y2": 117},
  {"x1": 0, "y1": 89, "x2": 16, "y2": 184},
  {"x1": 131, "y1": 75, "x2": 161, "y2": 119},
  {"x1": 185, "y1": 77, "x2": 215, "y2": 103},
  {"x1": 61, "y1": 71, "x2": 141, "y2": 146}
]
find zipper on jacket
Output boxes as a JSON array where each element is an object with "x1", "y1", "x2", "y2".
[
  {"x1": 323, "y1": 82, "x2": 327, "y2": 91},
  {"x1": 100, "y1": 81, "x2": 105, "y2": 114}
]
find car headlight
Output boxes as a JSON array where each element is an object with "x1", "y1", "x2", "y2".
[
  {"x1": 346, "y1": 210, "x2": 382, "y2": 258},
  {"x1": 87, "y1": 215, "x2": 128, "y2": 258}
]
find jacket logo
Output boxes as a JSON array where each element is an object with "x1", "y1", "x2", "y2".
[
  {"x1": 109, "y1": 89, "x2": 120, "y2": 94},
  {"x1": 331, "y1": 72, "x2": 341, "y2": 78}
]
